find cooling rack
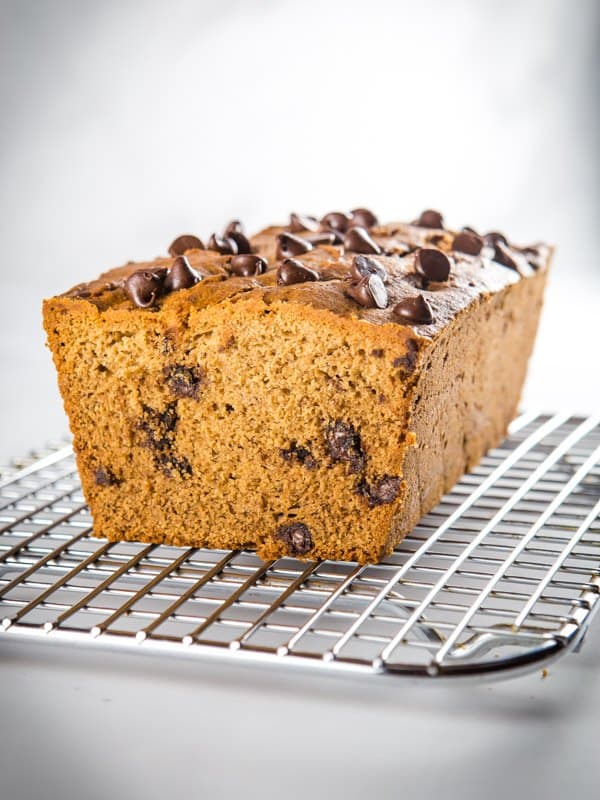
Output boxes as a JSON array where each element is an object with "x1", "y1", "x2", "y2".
[{"x1": 1, "y1": 411, "x2": 599, "y2": 682}]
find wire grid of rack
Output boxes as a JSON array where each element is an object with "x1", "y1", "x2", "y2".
[{"x1": 1, "y1": 411, "x2": 599, "y2": 682}]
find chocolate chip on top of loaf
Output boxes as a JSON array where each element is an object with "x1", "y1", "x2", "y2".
[
  {"x1": 45, "y1": 209, "x2": 550, "y2": 564},
  {"x1": 60, "y1": 209, "x2": 548, "y2": 340}
]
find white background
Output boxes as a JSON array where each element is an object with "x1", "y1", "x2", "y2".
[
  {"x1": 0, "y1": 0, "x2": 599, "y2": 462},
  {"x1": 0, "y1": 2, "x2": 599, "y2": 799}
]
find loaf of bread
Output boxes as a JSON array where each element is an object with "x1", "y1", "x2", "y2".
[{"x1": 43, "y1": 209, "x2": 550, "y2": 563}]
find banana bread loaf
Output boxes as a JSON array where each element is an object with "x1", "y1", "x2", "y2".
[{"x1": 43, "y1": 209, "x2": 550, "y2": 563}]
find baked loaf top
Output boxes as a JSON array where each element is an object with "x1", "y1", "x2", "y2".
[{"x1": 57, "y1": 208, "x2": 550, "y2": 337}]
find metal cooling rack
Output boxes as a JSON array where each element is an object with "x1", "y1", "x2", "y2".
[{"x1": 1, "y1": 411, "x2": 599, "y2": 682}]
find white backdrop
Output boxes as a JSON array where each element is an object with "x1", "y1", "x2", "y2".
[
  {"x1": 1, "y1": 6, "x2": 600, "y2": 800},
  {"x1": 1, "y1": 0, "x2": 598, "y2": 461}
]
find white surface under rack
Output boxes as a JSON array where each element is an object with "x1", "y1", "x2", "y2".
[{"x1": 1, "y1": 411, "x2": 599, "y2": 682}]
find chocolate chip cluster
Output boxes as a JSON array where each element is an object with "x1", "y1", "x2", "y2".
[
  {"x1": 124, "y1": 257, "x2": 200, "y2": 308},
  {"x1": 168, "y1": 220, "x2": 253, "y2": 258},
  {"x1": 170, "y1": 221, "x2": 267, "y2": 276},
  {"x1": 345, "y1": 255, "x2": 388, "y2": 309},
  {"x1": 275, "y1": 207, "x2": 384, "y2": 290},
  {"x1": 126, "y1": 220, "x2": 266, "y2": 308},
  {"x1": 273, "y1": 207, "x2": 447, "y2": 322},
  {"x1": 121, "y1": 207, "x2": 541, "y2": 322}
]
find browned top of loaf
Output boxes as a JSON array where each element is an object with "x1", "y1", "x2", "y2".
[{"x1": 53, "y1": 211, "x2": 551, "y2": 338}]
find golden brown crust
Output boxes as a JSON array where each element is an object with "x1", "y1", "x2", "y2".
[{"x1": 43, "y1": 215, "x2": 550, "y2": 563}]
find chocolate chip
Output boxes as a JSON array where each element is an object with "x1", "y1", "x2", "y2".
[
  {"x1": 325, "y1": 420, "x2": 365, "y2": 474},
  {"x1": 276, "y1": 232, "x2": 314, "y2": 259},
  {"x1": 343, "y1": 226, "x2": 382, "y2": 255},
  {"x1": 94, "y1": 467, "x2": 119, "y2": 487},
  {"x1": 452, "y1": 231, "x2": 483, "y2": 256},
  {"x1": 280, "y1": 441, "x2": 318, "y2": 469},
  {"x1": 328, "y1": 229, "x2": 346, "y2": 244},
  {"x1": 371, "y1": 348, "x2": 385, "y2": 358},
  {"x1": 164, "y1": 256, "x2": 201, "y2": 292},
  {"x1": 345, "y1": 274, "x2": 388, "y2": 309},
  {"x1": 168, "y1": 234, "x2": 205, "y2": 257},
  {"x1": 124, "y1": 269, "x2": 166, "y2": 308},
  {"x1": 413, "y1": 209, "x2": 444, "y2": 229},
  {"x1": 227, "y1": 231, "x2": 252, "y2": 254},
  {"x1": 320, "y1": 211, "x2": 352, "y2": 233},
  {"x1": 138, "y1": 402, "x2": 178, "y2": 447},
  {"x1": 393, "y1": 294, "x2": 434, "y2": 325},
  {"x1": 305, "y1": 231, "x2": 337, "y2": 246},
  {"x1": 157, "y1": 452, "x2": 193, "y2": 478},
  {"x1": 277, "y1": 258, "x2": 319, "y2": 286},
  {"x1": 136, "y1": 402, "x2": 178, "y2": 454},
  {"x1": 229, "y1": 254, "x2": 267, "y2": 277},
  {"x1": 484, "y1": 231, "x2": 508, "y2": 247},
  {"x1": 136, "y1": 403, "x2": 191, "y2": 477},
  {"x1": 350, "y1": 254, "x2": 387, "y2": 283},
  {"x1": 208, "y1": 233, "x2": 238, "y2": 255},
  {"x1": 221, "y1": 223, "x2": 251, "y2": 255},
  {"x1": 289, "y1": 213, "x2": 320, "y2": 233},
  {"x1": 519, "y1": 244, "x2": 540, "y2": 256},
  {"x1": 275, "y1": 522, "x2": 314, "y2": 556},
  {"x1": 224, "y1": 220, "x2": 244, "y2": 236},
  {"x1": 393, "y1": 339, "x2": 419, "y2": 373},
  {"x1": 526, "y1": 257, "x2": 542, "y2": 272},
  {"x1": 350, "y1": 208, "x2": 378, "y2": 229},
  {"x1": 492, "y1": 241, "x2": 519, "y2": 271},
  {"x1": 356, "y1": 475, "x2": 401, "y2": 507},
  {"x1": 518, "y1": 244, "x2": 543, "y2": 270},
  {"x1": 163, "y1": 365, "x2": 205, "y2": 399},
  {"x1": 416, "y1": 248, "x2": 451, "y2": 282}
]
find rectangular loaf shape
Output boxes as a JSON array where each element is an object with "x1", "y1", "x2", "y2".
[{"x1": 43, "y1": 210, "x2": 550, "y2": 563}]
